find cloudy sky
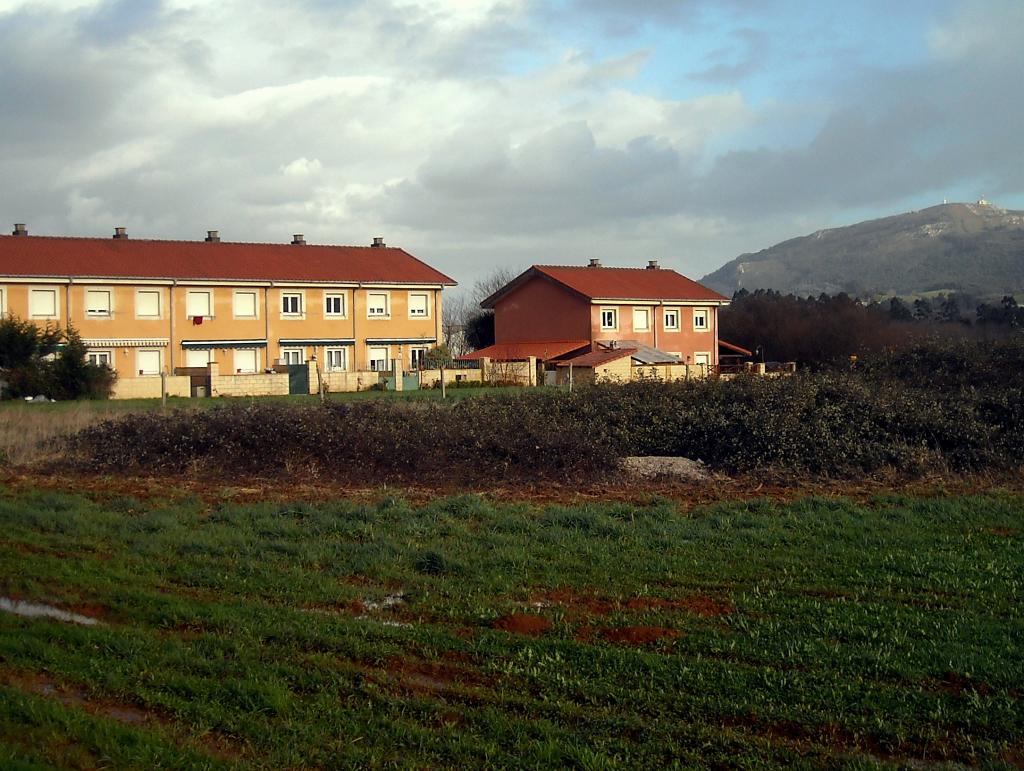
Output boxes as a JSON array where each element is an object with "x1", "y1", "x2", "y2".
[{"x1": 2, "y1": 0, "x2": 1022, "y2": 291}]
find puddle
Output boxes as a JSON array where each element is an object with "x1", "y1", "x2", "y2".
[
  {"x1": 362, "y1": 593, "x2": 406, "y2": 612},
  {"x1": 0, "y1": 597, "x2": 100, "y2": 626}
]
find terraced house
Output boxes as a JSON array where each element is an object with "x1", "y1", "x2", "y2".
[{"x1": 0, "y1": 224, "x2": 455, "y2": 397}]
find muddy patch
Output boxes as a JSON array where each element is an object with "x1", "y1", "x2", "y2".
[
  {"x1": 492, "y1": 613, "x2": 552, "y2": 636},
  {"x1": 0, "y1": 597, "x2": 102, "y2": 626},
  {"x1": 600, "y1": 626, "x2": 680, "y2": 646},
  {"x1": 987, "y1": 526, "x2": 1018, "y2": 538},
  {"x1": 932, "y1": 671, "x2": 992, "y2": 697},
  {"x1": 3, "y1": 672, "x2": 150, "y2": 725},
  {"x1": 384, "y1": 654, "x2": 482, "y2": 695},
  {"x1": 533, "y1": 590, "x2": 732, "y2": 620}
]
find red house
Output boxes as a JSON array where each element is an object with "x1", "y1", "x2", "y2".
[{"x1": 470, "y1": 260, "x2": 730, "y2": 371}]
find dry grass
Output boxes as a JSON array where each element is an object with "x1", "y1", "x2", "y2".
[{"x1": 0, "y1": 403, "x2": 142, "y2": 466}]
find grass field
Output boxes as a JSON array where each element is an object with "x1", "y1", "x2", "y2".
[{"x1": 0, "y1": 483, "x2": 1021, "y2": 769}]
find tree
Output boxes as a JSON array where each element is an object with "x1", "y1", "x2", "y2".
[
  {"x1": 888, "y1": 297, "x2": 913, "y2": 322},
  {"x1": 0, "y1": 316, "x2": 115, "y2": 400},
  {"x1": 447, "y1": 266, "x2": 521, "y2": 354},
  {"x1": 912, "y1": 297, "x2": 933, "y2": 321}
]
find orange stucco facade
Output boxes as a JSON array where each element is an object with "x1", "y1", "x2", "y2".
[{"x1": 0, "y1": 280, "x2": 443, "y2": 376}]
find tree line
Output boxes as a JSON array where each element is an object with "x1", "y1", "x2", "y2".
[{"x1": 721, "y1": 289, "x2": 1023, "y2": 368}]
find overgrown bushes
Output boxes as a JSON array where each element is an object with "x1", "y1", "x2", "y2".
[{"x1": 68, "y1": 339, "x2": 1023, "y2": 483}]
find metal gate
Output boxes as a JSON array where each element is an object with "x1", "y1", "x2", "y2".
[
  {"x1": 402, "y1": 372, "x2": 420, "y2": 391},
  {"x1": 287, "y1": 364, "x2": 309, "y2": 395}
]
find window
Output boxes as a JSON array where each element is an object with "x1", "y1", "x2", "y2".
[
  {"x1": 281, "y1": 293, "x2": 302, "y2": 316},
  {"x1": 693, "y1": 308, "x2": 709, "y2": 331},
  {"x1": 694, "y1": 352, "x2": 711, "y2": 373},
  {"x1": 29, "y1": 288, "x2": 58, "y2": 318},
  {"x1": 234, "y1": 349, "x2": 258, "y2": 374},
  {"x1": 600, "y1": 307, "x2": 617, "y2": 330},
  {"x1": 186, "y1": 290, "x2": 212, "y2": 318},
  {"x1": 408, "y1": 293, "x2": 428, "y2": 318},
  {"x1": 234, "y1": 291, "x2": 258, "y2": 319},
  {"x1": 368, "y1": 346, "x2": 388, "y2": 371},
  {"x1": 281, "y1": 348, "x2": 304, "y2": 365},
  {"x1": 87, "y1": 351, "x2": 111, "y2": 367},
  {"x1": 137, "y1": 349, "x2": 161, "y2": 376},
  {"x1": 325, "y1": 347, "x2": 347, "y2": 372},
  {"x1": 367, "y1": 292, "x2": 388, "y2": 317},
  {"x1": 410, "y1": 347, "x2": 428, "y2": 369},
  {"x1": 185, "y1": 349, "x2": 210, "y2": 368},
  {"x1": 633, "y1": 308, "x2": 650, "y2": 331},
  {"x1": 86, "y1": 289, "x2": 111, "y2": 317},
  {"x1": 324, "y1": 293, "x2": 346, "y2": 317},
  {"x1": 136, "y1": 290, "x2": 161, "y2": 318},
  {"x1": 664, "y1": 308, "x2": 680, "y2": 330}
]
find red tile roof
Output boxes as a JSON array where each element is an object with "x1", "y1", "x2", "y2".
[
  {"x1": 457, "y1": 340, "x2": 589, "y2": 361},
  {"x1": 482, "y1": 264, "x2": 728, "y2": 307},
  {"x1": 555, "y1": 348, "x2": 634, "y2": 368},
  {"x1": 0, "y1": 235, "x2": 456, "y2": 285}
]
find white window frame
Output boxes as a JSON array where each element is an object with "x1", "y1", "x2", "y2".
[
  {"x1": 368, "y1": 346, "x2": 388, "y2": 371},
  {"x1": 693, "y1": 352, "x2": 712, "y2": 373},
  {"x1": 281, "y1": 348, "x2": 304, "y2": 365},
  {"x1": 281, "y1": 292, "x2": 304, "y2": 318},
  {"x1": 367, "y1": 292, "x2": 389, "y2": 318},
  {"x1": 186, "y1": 290, "x2": 212, "y2": 319},
  {"x1": 408, "y1": 292, "x2": 429, "y2": 318},
  {"x1": 87, "y1": 350, "x2": 112, "y2": 367},
  {"x1": 136, "y1": 349, "x2": 162, "y2": 377},
  {"x1": 29, "y1": 288, "x2": 59, "y2": 319},
  {"x1": 600, "y1": 307, "x2": 618, "y2": 330},
  {"x1": 633, "y1": 307, "x2": 650, "y2": 332},
  {"x1": 0, "y1": 286, "x2": 5, "y2": 315},
  {"x1": 324, "y1": 293, "x2": 346, "y2": 318},
  {"x1": 693, "y1": 308, "x2": 710, "y2": 332},
  {"x1": 85, "y1": 288, "x2": 112, "y2": 318},
  {"x1": 410, "y1": 346, "x2": 428, "y2": 369},
  {"x1": 234, "y1": 349, "x2": 258, "y2": 374},
  {"x1": 664, "y1": 308, "x2": 680, "y2": 331},
  {"x1": 135, "y1": 289, "x2": 161, "y2": 319},
  {"x1": 233, "y1": 291, "x2": 258, "y2": 319},
  {"x1": 325, "y1": 347, "x2": 348, "y2": 372},
  {"x1": 184, "y1": 349, "x2": 210, "y2": 368}
]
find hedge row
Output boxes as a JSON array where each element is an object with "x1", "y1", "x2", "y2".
[{"x1": 68, "y1": 346, "x2": 1024, "y2": 482}]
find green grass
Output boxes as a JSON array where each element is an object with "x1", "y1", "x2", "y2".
[{"x1": 0, "y1": 487, "x2": 1021, "y2": 768}]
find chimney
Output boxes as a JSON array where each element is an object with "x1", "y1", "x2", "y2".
[
  {"x1": 113, "y1": 227, "x2": 128, "y2": 239},
  {"x1": 647, "y1": 260, "x2": 659, "y2": 270},
  {"x1": 371, "y1": 236, "x2": 385, "y2": 248},
  {"x1": 291, "y1": 234, "x2": 306, "y2": 245},
  {"x1": 12, "y1": 223, "x2": 28, "y2": 236},
  {"x1": 588, "y1": 258, "x2": 601, "y2": 267},
  {"x1": 205, "y1": 230, "x2": 221, "y2": 243}
]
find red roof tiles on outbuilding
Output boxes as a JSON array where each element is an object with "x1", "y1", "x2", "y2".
[
  {"x1": 0, "y1": 235, "x2": 456, "y2": 285},
  {"x1": 456, "y1": 340, "x2": 589, "y2": 362},
  {"x1": 555, "y1": 348, "x2": 635, "y2": 368}
]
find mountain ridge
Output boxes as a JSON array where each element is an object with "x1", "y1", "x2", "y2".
[{"x1": 700, "y1": 202, "x2": 1024, "y2": 299}]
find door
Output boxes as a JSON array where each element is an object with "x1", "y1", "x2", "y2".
[
  {"x1": 288, "y1": 364, "x2": 309, "y2": 395},
  {"x1": 694, "y1": 352, "x2": 711, "y2": 377}
]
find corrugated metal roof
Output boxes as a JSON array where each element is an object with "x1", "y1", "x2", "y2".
[{"x1": 0, "y1": 234, "x2": 456, "y2": 285}]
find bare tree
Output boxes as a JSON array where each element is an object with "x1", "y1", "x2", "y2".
[{"x1": 443, "y1": 266, "x2": 522, "y2": 356}]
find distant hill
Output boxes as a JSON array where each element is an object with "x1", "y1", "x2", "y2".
[{"x1": 701, "y1": 201, "x2": 1024, "y2": 299}]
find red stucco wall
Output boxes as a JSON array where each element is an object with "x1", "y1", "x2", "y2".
[{"x1": 493, "y1": 276, "x2": 592, "y2": 343}]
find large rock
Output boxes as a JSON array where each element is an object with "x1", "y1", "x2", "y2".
[{"x1": 619, "y1": 456, "x2": 711, "y2": 482}]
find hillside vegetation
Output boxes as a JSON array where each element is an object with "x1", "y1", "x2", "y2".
[{"x1": 702, "y1": 202, "x2": 1024, "y2": 298}]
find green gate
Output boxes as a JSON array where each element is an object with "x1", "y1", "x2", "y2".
[{"x1": 287, "y1": 364, "x2": 309, "y2": 395}]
